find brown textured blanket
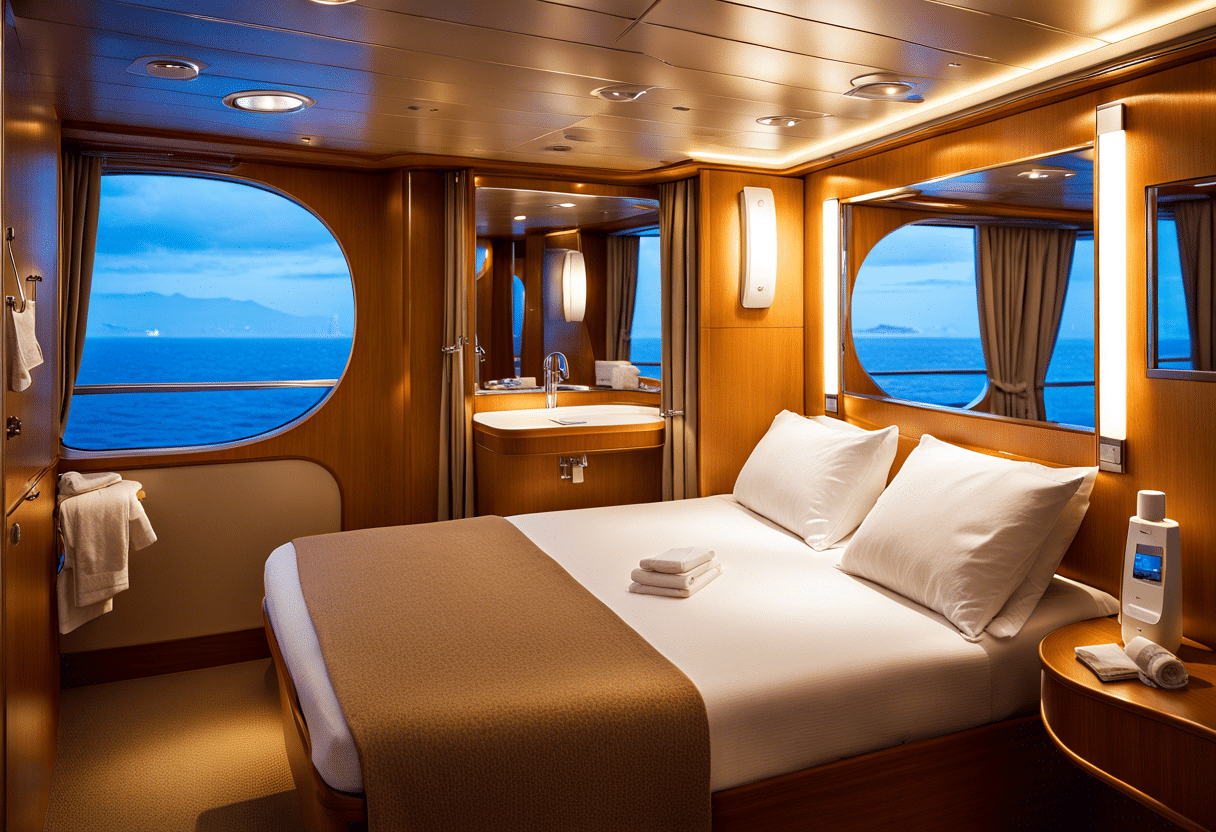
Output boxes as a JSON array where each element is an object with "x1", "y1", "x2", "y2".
[{"x1": 294, "y1": 516, "x2": 710, "y2": 831}]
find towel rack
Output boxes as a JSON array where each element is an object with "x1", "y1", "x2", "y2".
[{"x1": 5, "y1": 227, "x2": 42, "y2": 313}]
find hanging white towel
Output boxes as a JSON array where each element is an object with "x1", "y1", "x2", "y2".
[
  {"x1": 57, "y1": 479, "x2": 157, "y2": 634},
  {"x1": 7, "y1": 299, "x2": 43, "y2": 392}
]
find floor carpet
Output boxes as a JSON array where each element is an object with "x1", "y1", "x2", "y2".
[{"x1": 43, "y1": 659, "x2": 305, "y2": 832}]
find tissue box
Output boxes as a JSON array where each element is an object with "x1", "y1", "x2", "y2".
[{"x1": 595, "y1": 360, "x2": 631, "y2": 386}]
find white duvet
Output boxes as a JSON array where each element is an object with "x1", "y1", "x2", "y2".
[{"x1": 263, "y1": 495, "x2": 1117, "y2": 794}]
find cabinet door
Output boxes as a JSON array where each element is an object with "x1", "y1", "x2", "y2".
[{"x1": 5, "y1": 477, "x2": 58, "y2": 832}]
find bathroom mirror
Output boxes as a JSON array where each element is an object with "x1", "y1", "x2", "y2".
[
  {"x1": 1147, "y1": 176, "x2": 1216, "y2": 380},
  {"x1": 472, "y1": 178, "x2": 659, "y2": 392},
  {"x1": 842, "y1": 149, "x2": 1097, "y2": 430}
]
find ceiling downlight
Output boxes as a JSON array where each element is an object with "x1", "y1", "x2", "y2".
[
  {"x1": 756, "y1": 116, "x2": 804, "y2": 127},
  {"x1": 845, "y1": 74, "x2": 923, "y2": 103},
  {"x1": 223, "y1": 90, "x2": 316, "y2": 113},
  {"x1": 127, "y1": 55, "x2": 207, "y2": 81},
  {"x1": 592, "y1": 84, "x2": 654, "y2": 102}
]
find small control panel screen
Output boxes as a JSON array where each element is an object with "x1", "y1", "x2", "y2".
[{"x1": 1133, "y1": 545, "x2": 1164, "y2": 583}]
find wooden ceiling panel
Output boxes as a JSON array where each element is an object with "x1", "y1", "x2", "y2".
[
  {"x1": 924, "y1": 0, "x2": 1211, "y2": 41},
  {"x1": 10, "y1": 0, "x2": 1216, "y2": 172},
  {"x1": 641, "y1": 0, "x2": 1049, "y2": 77},
  {"x1": 721, "y1": 0, "x2": 1103, "y2": 67},
  {"x1": 476, "y1": 188, "x2": 657, "y2": 238}
]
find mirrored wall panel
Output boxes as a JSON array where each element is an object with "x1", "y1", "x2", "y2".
[
  {"x1": 473, "y1": 182, "x2": 659, "y2": 392},
  {"x1": 844, "y1": 150, "x2": 1096, "y2": 429},
  {"x1": 1148, "y1": 176, "x2": 1216, "y2": 380}
]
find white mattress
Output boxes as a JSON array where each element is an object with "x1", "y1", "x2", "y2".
[{"x1": 263, "y1": 494, "x2": 1118, "y2": 795}]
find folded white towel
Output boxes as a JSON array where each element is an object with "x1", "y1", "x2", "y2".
[
  {"x1": 1074, "y1": 644, "x2": 1140, "y2": 682},
  {"x1": 58, "y1": 471, "x2": 122, "y2": 499},
  {"x1": 1125, "y1": 636, "x2": 1189, "y2": 689},
  {"x1": 631, "y1": 560, "x2": 718, "y2": 590},
  {"x1": 630, "y1": 565, "x2": 721, "y2": 598},
  {"x1": 640, "y1": 546, "x2": 715, "y2": 574},
  {"x1": 595, "y1": 360, "x2": 632, "y2": 386},
  {"x1": 515, "y1": 377, "x2": 538, "y2": 388},
  {"x1": 610, "y1": 364, "x2": 641, "y2": 390},
  {"x1": 7, "y1": 299, "x2": 43, "y2": 392},
  {"x1": 57, "y1": 480, "x2": 157, "y2": 634}
]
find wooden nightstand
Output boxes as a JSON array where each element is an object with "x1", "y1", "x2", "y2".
[{"x1": 1040, "y1": 617, "x2": 1216, "y2": 832}]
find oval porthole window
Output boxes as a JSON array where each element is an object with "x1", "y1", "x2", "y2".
[{"x1": 63, "y1": 173, "x2": 355, "y2": 451}]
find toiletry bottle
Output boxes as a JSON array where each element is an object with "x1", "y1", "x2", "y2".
[{"x1": 1120, "y1": 490, "x2": 1182, "y2": 653}]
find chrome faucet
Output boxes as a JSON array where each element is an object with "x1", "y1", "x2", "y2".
[{"x1": 543, "y1": 351, "x2": 568, "y2": 408}]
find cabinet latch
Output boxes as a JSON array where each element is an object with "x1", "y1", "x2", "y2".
[{"x1": 559, "y1": 455, "x2": 588, "y2": 484}]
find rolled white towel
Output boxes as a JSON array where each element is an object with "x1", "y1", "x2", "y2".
[
  {"x1": 59, "y1": 471, "x2": 122, "y2": 499},
  {"x1": 1125, "y1": 636, "x2": 1189, "y2": 689},
  {"x1": 640, "y1": 546, "x2": 715, "y2": 574},
  {"x1": 630, "y1": 565, "x2": 721, "y2": 598},
  {"x1": 1074, "y1": 644, "x2": 1140, "y2": 682},
  {"x1": 631, "y1": 560, "x2": 718, "y2": 590}
]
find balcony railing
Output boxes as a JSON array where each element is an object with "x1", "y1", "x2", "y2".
[
  {"x1": 867, "y1": 369, "x2": 1095, "y2": 409},
  {"x1": 73, "y1": 380, "x2": 338, "y2": 395}
]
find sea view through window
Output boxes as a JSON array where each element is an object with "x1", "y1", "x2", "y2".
[{"x1": 64, "y1": 174, "x2": 355, "y2": 451}]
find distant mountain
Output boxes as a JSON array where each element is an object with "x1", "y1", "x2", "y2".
[
  {"x1": 87, "y1": 292, "x2": 344, "y2": 338},
  {"x1": 856, "y1": 324, "x2": 920, "y2": 336}
]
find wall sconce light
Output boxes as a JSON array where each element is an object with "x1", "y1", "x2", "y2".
[
  {"x1": 739, "y1": 187, "x2": 777, "y2": 308},
  {"x1": 1097, "y1": 101, "x2": 1127, "y2": 473},
  {"x1": 548, "y1": 248, "x2": 586, "y2": 323},
  {"x1": 822, "y1": 199, "x2": 841, "y2": 414}
]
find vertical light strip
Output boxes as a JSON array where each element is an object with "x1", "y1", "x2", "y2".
[
  {"x1": 1096, "y1": 102, "x2": 1127, "y2": 473},
  {"x1": 822, "y1": 199, "x2": 841, "y2": 413}
]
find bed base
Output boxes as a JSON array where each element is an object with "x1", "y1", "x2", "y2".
[{"x1": 265, "y1": 609, "x2": 1097, "y2": 832}]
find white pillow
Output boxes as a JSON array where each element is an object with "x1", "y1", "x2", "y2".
[
  {"x1": 837, "y1": 435, "x2": 1084, "y2": 641},
  {"x1": 986, "y1": 463, "x2": 1098, "y2": 637},
  {"x1": 733, "y1": 411, "x2": 898, "y2": 550}
]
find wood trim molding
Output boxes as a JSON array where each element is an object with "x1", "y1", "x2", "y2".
[{"x1": 60, "y1": 628, "x2": 271, "y2": 688}]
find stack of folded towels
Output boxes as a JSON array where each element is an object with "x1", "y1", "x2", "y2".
[{"x1": 629, "y1": 546, "x2": 721, "y2": 598}]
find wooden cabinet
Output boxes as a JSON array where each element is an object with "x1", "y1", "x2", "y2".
[
  {"x1": 1040, "y1": 617, "x2": 1216, "y2": 832},
  {"x1": 4, "y1": 473, "x2": 58, "y2": 832},
  {"x1": 474, "y1": 419, "x2": 663, "y2": 516}
]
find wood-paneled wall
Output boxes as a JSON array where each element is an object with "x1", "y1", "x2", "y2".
[
  {"x1": 805, "y1": 52, "x2": 1216, "y2": 649},
  {"x1": 698, "y1": 170, "x2": 804, "y2": 496}
]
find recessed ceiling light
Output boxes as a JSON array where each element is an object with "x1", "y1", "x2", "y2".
[
  {"x1": 547, "y1": 203, "x2": 577, "y2": 208},
  {"x1": 845, "y1": 74, "x2": 923, "y2": 103},
  {"x1": 308, "y1": 0, "x2": 357, "y2": 4},
  {"x1": 223, "y1": 90, "x2": 316, "y2": 113},
  {"x1": 756, "y1": 116, "x2": 803, "y2": 127},
  {"x1": 513, "y1": 215, "x2": 526, "y2": 221},
  {"x1": 1016, "y1": 168, "x2": 1077, "y2": 182},
  {"x1": 673, "y1": 106, "x2": 690, "y2": 112},
  {"x1": 948, "y1": 62, "x2": 961, "y2": 68},
  {"x1": 301, "y1": 137, "x2": 312, "y2": 143},
  {"x1": 547, "y1": 145, "x2": 572, "y2": 152},
  {"x1": 127, "y1": 55, "x2": 208, "y2": 81},
  {"x1": 592, "y1": 84, "x2": 654, "y2": 102}
]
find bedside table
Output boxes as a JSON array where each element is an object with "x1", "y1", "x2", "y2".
[{"x1": 1040, "y1": 617, "x2": 1216, "y2": 832}]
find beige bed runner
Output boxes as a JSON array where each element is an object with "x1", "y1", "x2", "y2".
[{"x1": 294, "y1": 516, "x2": 710, "y2": 831}]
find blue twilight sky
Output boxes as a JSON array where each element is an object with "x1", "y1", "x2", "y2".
[
  {"x1": 631, "y1": 235, "x2": 662, "y2": 340},
  {"x1": 850, "y1": 224, "x2": 1096, "y2": 340},
  {"x1": 93, "y1": 174, "x2": 355, "y2": 332}
]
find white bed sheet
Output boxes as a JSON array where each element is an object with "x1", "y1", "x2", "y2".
[{"x1": 263, "y1": 494, "x2": 1118, "y2": 795}]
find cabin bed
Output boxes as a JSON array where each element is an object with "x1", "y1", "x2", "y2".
[{"x1": 263, "y1": 416, "x2": 1119, "y2": 832}]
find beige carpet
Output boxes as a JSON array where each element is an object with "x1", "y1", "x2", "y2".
[{"x1": 44, "y1": 659, "x2": 305, "y2": 832}]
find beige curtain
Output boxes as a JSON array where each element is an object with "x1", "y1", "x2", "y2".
[
  {"x1": 659, "y1": 179, "x2": 699, "y2": 500},
  {"x1": 976, "y1": 225, "x2": 1077, "y2": 421},
  {"x1": 1172, "y1": 198, "x2": 1216, "y2": 370},
  {"x1": 605, "y1": 235, "x2": 640, "y2": 361},
  {"x1": 438, "y1": 171, "x2": 474, "y2": 520},
  {"x1": 60, "y1": 152, "x2": 103, "y2": 435}
]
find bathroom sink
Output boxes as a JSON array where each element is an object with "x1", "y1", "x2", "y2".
[
  {"x1": 473, "y1": 404, "x2": 662, "y2": 431},
  {"x1": 472, "y1": 405, "x2": 664, "y2": 455}
]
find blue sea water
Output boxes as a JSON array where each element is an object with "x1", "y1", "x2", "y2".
[
  {"x1": 854, "y1": 336, "x2": 1095, "y2": 428},
  {"x1": 64, "y1": 337, "x2": 353, "y2": 451},
  {"x1": 65, "y1": 334, "x2": 1097, "y2": 452}
]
